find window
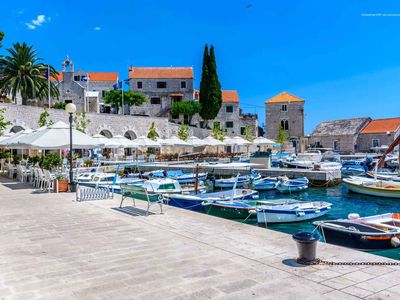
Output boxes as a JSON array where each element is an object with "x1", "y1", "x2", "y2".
[
  {"x1": 240, "y1": 127, "x2": 246, "y2": 135},
  {"x1": 372, "y1": 139, "x2": 380, "y2": 148},
  {"x1": 280, "y1": 120, "x2": 289, "y2": 130},
  {"x1": 181, "y1": 81, "x2": 186, "y2": 89},
  {"x1": 333, "y1": 140, "x2": 340, "y2": 151},
  {"x1": 101, "y1": 90, "x2": 106, "y2": 97},
  {"x1": 226, "y1": 121, "x2": 234, "y2": 128},
  {"x1": 281, "y1": 104, "x2": 288, "y2": 112},
  {"x1": 137, "y1": 81, "x2": 142, "y2": 89},
  {"x1": 226, "y1": 105, "x2": 233, "y2": 113},
  {"x1": 74, "y1": 75, "x2": 81, "y2": 81},
  {"x1": 150, "y1": 97, "x2": 161, "y2": 104},
  {"x1": 157, "y1": 81, "x2": 167, "y2": 88}
]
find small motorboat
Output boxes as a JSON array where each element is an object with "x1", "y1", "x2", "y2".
[
  {"x1": 166, "y1": 170, "x2": 208, "y2": 184},
  {"x1": 141, "y1": 170, "x2": 165, "y2": 179},
  {"x1": 257, "y1": 201, "x2": 331, "y2": 224},
  {"x1": 314, "y1": 152, "x2": 342, "y2": 171},
  {"x1": 341, "y1": 165, "x2": 366, "y2": 177},
  {"x1": 276, "y1": 177, "x2": 309, "y2": 193},
  {"x1": 142, "y1": 178, "x2": 206, "y2": 194},
  {"x1": 214, "y1": 172, "x2": 261, "y2": 189},
  {"x1": 164, "y1": 189, "x2": 259, "y2": 212},
  {"x1": 313, "y1": 213, "x2": 400, "y2": 250},
  {"x1": 284, "y1": 150, "x2": 322, "y2": 169},
  {"x1": 343, "y1": 176, "x2": 400, "y2": 198},
  {"x1": 252, "y1": 177, "x2": 278, "y2": 191}
]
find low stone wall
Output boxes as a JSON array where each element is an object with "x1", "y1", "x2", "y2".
[{"x1": 0, "y1": 103, "x2": 210, "y2": 139}]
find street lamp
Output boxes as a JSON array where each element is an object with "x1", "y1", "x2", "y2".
[{"x1": 65, "y1": 103, "x2": 76, "y2": 192}]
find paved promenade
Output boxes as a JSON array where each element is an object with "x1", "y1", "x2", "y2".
[{"x1": 0, "y1": 178, "x2": 400, "y2": 299}]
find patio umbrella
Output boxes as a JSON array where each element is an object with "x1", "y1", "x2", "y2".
[
  {"x1": 0, "y1": 132, "x2": 15, "y2": 143},
  {"x1": 186, "y1": 136, "x2": 207, "y2": 147},
  {"x1": 202, "y1": 136, "x2": 225, "y2": 146},
  {"x1": 133, "y1": 136, "x2": 161, "y2": 148},
  {"x1": 92, "y1": 134, "x2": 121, "y2": 149},
  {"x1": 253, "y1": 137, "x2": 275, "y2": 145},
  {"x1": 222, "y1": 136, "x2": 235, "y2": 145},
  {"x1": 0, "y1": 128, "x2": 34, "y2": 149},
  {"x1": 231, "y1": 136, "x2": 251, "y2": 146},
  {"x1": 16, "y1": 121, "x2": 104, "y2": 150},
  {"x1": 110, "y1": 135, "x2": 139, "y2": 148},
  {"x1": 162, "y1": 136, "x2": 191, "y2": 147}
]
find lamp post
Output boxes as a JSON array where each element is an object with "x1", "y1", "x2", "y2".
[{"x1": 65, "y1": 103, "x2": 76, "y2": 192}]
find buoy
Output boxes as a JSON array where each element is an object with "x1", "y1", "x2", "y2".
[
  {"x1": 249, "y1": 209, "x2": 257, "y2": 215},
  {"x1": 391, "y1": 236, "x2": 400, "y2": 248},
  {"x1": 348, "y1": 213, "x2": 360, "y2": 220}
]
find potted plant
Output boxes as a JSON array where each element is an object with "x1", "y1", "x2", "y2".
[{"x1": 54, "y1": 174, "x2": 69, "y2": 193}]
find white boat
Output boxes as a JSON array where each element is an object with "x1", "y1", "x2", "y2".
[
  {"x1": 285, "y1": 150, "x2": 322, "y2": 169},
  {"x1": 343, "y1": 176, "x2": 400, "y2": 198},
  {"x1": 166, "y1": 170, "x2": 208, "y2": 184},
  {"x1": 276, "y1": 177, "x2": 309, "y2": 193},
  {"x1": 142, "y1": 178, "x2": 206, "y2": 194},
  {"x1": 314, "y1": 152, "x2": 342, "y2": 171},
  {"x1": 214, "y1": 172, "x2": 261, "y2": 188},
  {"x1": 257, "y1": 201, "x2": 332, "y2": 224}
]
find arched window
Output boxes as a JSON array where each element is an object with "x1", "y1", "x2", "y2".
[{"x1": 280, "y1": 120, "x2": 289, "y2": 130}]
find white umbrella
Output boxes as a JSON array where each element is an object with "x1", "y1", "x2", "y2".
[
  {"x1": 187, "y1": 136, "x2": 207, "y2": 147},
  {"x1": 16, "y1": 121, "x2": 104, "y2": 150},
  {"x1": 0, "y1": 132, "x2": 15, "y2": 143},
  {"x1": 222, "y1": 136, "x2": 235, "y2": 145},
  {"x1": 202, "y1": 136, "x2": 225, "y2": 146},
  {"x1": 0, "y1": 128, "x2": 33, "y2": 149},
  {"x1": 110, "y1": 135, "x2": 139, "y2": 148},
  {"x1": 253, "y1": 137, "x2": 275, "y2": 145},
  {"x1": 133, "y1": 136, "x2": 161, "y2": 148},
  {"x1": 92, "y1": 134, "x2": 121, "y2": 149},
  {"x1": 162, "y1": 136, "x2": 191, "y2": 147},
  {"x1": 231, "y1": 136, "x2": 251, "y2": 146}
]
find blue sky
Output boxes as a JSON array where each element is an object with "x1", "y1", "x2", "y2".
[{"x1": 1, "y1": 0, "x2": 400, "y2": 134}]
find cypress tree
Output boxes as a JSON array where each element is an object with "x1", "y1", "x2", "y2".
[
  {"x1": 199, "y1": 44, "x2": 210, "y2": 125},
  {"x1": 207, "y1": 45, "x2": 222, "y2": 121}
]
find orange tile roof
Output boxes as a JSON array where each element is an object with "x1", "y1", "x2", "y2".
[
  {"x1": 129, "y1": 67, "x2": 193, "y2": 79},
  {"x1": 360, "y1": 118, "x2": 400, "y2": 134},
  {"x1": 265, "y1": 91, "x2": 304, "y2": 104},
  {"x1": 193, "y1": 90, "x2": 239, "y2": 103},
  {"x1": 51, "y1": 72, "x2": 118, "y2": 82}
]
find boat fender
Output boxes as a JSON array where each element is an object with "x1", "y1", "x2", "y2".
[
  {"x1": 348, "y1": 213, "x2": 360, "y2": 220},
  {"x1": 249, "y1": 210, "x2": 257, "y2": 215},
  {"x1": 296, "y1": 211, "x2": 305, "y2": 217},
  {"x1": 252, "y1": 195, "x2": 259, "y2": 199},
  {"x1": 391, "y1": 236, "x2": 400, "y2": 248}
]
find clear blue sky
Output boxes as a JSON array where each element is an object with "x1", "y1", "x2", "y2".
[{"x1": 2, "y1": 0, "x2": 400, "y2": 134}]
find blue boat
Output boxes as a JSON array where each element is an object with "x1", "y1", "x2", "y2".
[
  {"x1": 341, "y1": 165, "x2": 366, "y2": 177},
  {"x1": 166, "y1": 170, "x2": 208, "y2": 184},
  {"x1": 252, "y1": 177, "x2": 278, "y2": 191},
  {"x1": 214, "y1": 172, "x2": 261, "y2": 189},
  {"x1": 164, "y1": 189, "x2": 259, "y2": 212},
  {"x1": 276, "y1": 177, "x2": 309, "y2": 193}
]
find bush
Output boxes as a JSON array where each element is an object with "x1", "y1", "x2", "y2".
[
  {"x1": 0, "y1": 150, "x2": 11, "y2": 159},
  {"x1": 171, "y1": 102, "x2": 201, "y2": 118},
  {"x1": 28, "y1": 155, "x2": 41, "y2": 165},
  {"x1": 41, "y1": 153, "x2": 62, "y2": 170},
  {"x1": 52, "y1": 102, "x2": 66, "y2": 110}
]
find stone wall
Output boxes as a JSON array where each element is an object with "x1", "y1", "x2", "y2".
[
  {"x1": 357, "y1": 133, "x2": 395, "y2": 152},
  {"x1": 310, "y1": 134, "x2": 357, "y2": 154},
  {"x1": 0, "y1": 103, "x2": 210, "y2": 139}
]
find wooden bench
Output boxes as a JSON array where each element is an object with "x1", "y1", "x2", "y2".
[{"x1": 120, "y1": 184, "x2": 163, "y2": 215}]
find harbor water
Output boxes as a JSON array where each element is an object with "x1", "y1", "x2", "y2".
[{"x1": 237, "y1": 184, "x2": 400, "y2": 260}]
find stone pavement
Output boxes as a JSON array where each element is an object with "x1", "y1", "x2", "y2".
[{"x1": 0, "y1": 178, "x2": 400, "y2": 299}]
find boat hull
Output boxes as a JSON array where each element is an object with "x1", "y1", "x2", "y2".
[
  {"x1": 344, "y1": 180, "x2": 400, "y2": 199},
  {"x1": 203, "y1": 201, "x2": 257, "y2": 219},
  {"x1": 257, "y1": 207, "x2": 329, "y2": 224}
]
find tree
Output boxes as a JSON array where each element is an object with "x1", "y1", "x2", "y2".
[
  {"x1": 0, "y1": 32, "x2": 4, "y2": 49},
  {"x1": 243, "y1": 125, "x2": 255, "y2": 142},
  {"x1": 147, "y1": 121, "x2": 158, "y2": 141},
  {"x1": 38, "y1": 108, "x2": 53, "y2": 127},
  {"x1": 0, "y1": 107, "x2": 11, "y2": 135},
  {"x1": 276, "y1": 125, "x2": 288, "y2": 151},
  {"x1": 177, "y1": 121, "x2": 189, "y2": 141},
  {"x1": 211, "y1": 122, "x2": 224, "y2": 141},
  {"x1": 171, "y1": 101, "x2": 201, "y2": 124},
  {"x1": 0, "y1": 42, "x2": 59, "y2": 105},
  {"x1": 74, "y1": 112, "x2": 91, "y2": 133},
  {"x1": 199, "y1": 44, "x2": 222, "y2": 127},
  {"x1": 103, "y1": 90, "x2": 147, "y2": 113}
]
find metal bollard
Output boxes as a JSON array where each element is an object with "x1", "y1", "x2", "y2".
[{"x1": 292, "y1": 231, "x2": 319, "y2": 265}]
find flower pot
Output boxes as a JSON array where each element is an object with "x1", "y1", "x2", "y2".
[{"x1": 54, "y1": 179, "x2": 69, "y2": 193}]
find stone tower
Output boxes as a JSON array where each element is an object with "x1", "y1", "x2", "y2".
[{"x1": 265, "y1": 91, "x2": 304, "y2": 150}]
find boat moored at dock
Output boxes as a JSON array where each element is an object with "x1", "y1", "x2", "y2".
[
  {"x1": 343, "y1": 176, "x2": 400, "y2": 198},
  {"x1": 276, "y1": 177, "x2": 309, "y2": 193}
]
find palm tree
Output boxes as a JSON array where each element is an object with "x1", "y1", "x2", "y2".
[{"x1": 0, "y1": 42, "x2": 59, "y2": 105}]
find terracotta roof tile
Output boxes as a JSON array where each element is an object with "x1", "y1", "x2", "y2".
[
  {"x1": 360, "y1": 118, "x2": 400, "y2": 134},
  {"x1": 193, "y1": 90, "x2": 239, "y2": 103},
  {"x1": 51, "y1": 72, "x2": 118, "y2": 82},
  {"x1": 129, "y1": 67, "x2": 193, "y2": 79},
  {"x1": 265, "y1": 91, "x2": 304, "y2": 104}
]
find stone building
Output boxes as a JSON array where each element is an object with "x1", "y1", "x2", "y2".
[
  {"x1": 310, "y1": 117, "x2": 371, "y2": 154},
  {"x1": 265, "y1": 92, "x2": 304, "y2": 150},
  {"x1": 193, "y1": 90, "x2": 258, "y2": 136},
  {"x1": 357, "y1": 117, "x2": 400, "y2": 152},
  {"x1": 50, "y1": 57, "x2": 118, "y2": 113},
  {"x1": 128, "y1": 67, "x2": 194, "y2": 117}
]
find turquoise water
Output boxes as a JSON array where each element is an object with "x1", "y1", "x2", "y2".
[{"x1": 243, "y1": 184, "x2": 400, "y2": 260}]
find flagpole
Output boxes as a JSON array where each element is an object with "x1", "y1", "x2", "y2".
[
  {"x1": 47, "y1": 65, "x2": 51, "y2": 109},
  {"x1": 121, "y1": 79, "x2": 124, "y2": 115}
]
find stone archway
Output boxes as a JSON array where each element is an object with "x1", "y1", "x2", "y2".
[
  {"x1": 9, "y1": 126, "x2": 25, "y2": 134},
  {"x1": 124, "y1": 130, "x2": 137, "y2": 140},
  {"x1": 99, "y1": 129, "x2": 113, "y2": 138}
]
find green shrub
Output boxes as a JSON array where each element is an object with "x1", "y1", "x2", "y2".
[{"x1": 41, "y1": 153, "x2": 62, "y2": 170}]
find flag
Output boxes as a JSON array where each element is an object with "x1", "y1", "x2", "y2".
[
  {"x1": 45, "y1": 68, "x2": 50, "y2": 79},
  {"x1": 113, "y1": 80, "x2": 122, "y2": 90},
  {"x1": 81, "y1": 74, "x2": 90, "y2": 82}
]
